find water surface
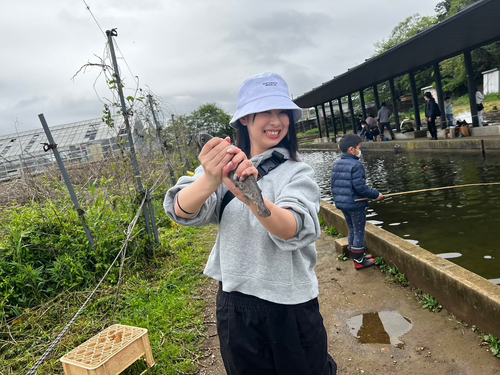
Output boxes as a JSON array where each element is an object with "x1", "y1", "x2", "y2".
[{"x1": 302, "y1": 150, "x2": 500, "y2": 281}]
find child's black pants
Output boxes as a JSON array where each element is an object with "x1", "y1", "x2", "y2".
[{"x1": 216, "y1": 283, "x2": 337, "y2": 375}]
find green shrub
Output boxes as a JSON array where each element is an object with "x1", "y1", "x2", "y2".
[
  {"x1": 305, "y1": 128, "x2": 319, "y2": 135},
  {"x1": 0, "y1": 195, "x2": 143, "y2": 320}
]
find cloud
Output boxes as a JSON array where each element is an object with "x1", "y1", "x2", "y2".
[{"x1": 0, "y1": 0, "x2": 440, "y2": 135}]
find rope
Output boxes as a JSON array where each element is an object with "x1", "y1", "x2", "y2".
[{"x1": 26, "y1": 196, "x2": 146, "y2": 375}]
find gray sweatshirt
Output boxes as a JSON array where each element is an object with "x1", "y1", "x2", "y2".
[
  {"x1": 377, "y1": 106, "x2": 392, "y2": 123},
  {"x1": 163, "y1": 147, "x2": 321, "y2": 305}
]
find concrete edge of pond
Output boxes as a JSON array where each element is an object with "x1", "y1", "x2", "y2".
[
  {"x1": 320, "y1": 200, "x2": 500, "y2": 338},
  {"x1": 300, "y1": 137, "x2": 500, "y2": 154}
]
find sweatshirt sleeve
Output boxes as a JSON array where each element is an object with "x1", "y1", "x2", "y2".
[
  {"x1": 352, "y1": 163, "x2": 380, "y2": 199},
  {"x1": 163, "y1": 165, "x2": 220, "y2": 227},
  {"x1": 268, "y1": 163, "x2": 321, "y2": 251}
]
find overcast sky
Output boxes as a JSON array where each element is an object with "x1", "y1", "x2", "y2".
[{"x1": 0, "y1": 0, "x2": 439, "y2": 136}]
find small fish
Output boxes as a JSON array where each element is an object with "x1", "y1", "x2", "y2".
[{"x1": 197, "y1": 133, "x2": 271, "y2": 217}]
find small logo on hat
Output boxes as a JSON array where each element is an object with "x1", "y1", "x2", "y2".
[{"x1": 263, "y1": 82, "x2": 278, "y2": 86}]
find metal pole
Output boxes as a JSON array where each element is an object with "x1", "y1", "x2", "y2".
[
  {"x1": 389, "y1": 78, "x2": 401, "y2": 132},
  {"x1": 147, "y1": 95, "x2": 176, "y2": 185},
  {"x1": 433, "y1": 62, "x2": 447, "y2": 129},
  {"x1": 409, "y1": 71, "x2": 422, "y2": 130},
  {"x1": 328, "y1": 101, "x2": 338, "y2": 142},
  {"x1": 147, "y1": 95, "x2": 165, "y2": 156},
  {"x1": 106, "y1": 29, "x2": 154, "y2": 242},
  {"x1": 38, "y1": 114, "x2": 96, "y2": 249},
  {"x1": 146, "y1": 189, "x2": 160, "y2": 246},
  {"x1": 373, "y1": 85, "x2": 381, "y2": 112},
  {"x1": 348, "y1": 94, "x2": 357, "y2": 134},
  {"x1": 337, "y1": 98, "x2": 347, "y2": 135},
  {"x1": 464, "y1": 50, "x2": 479, "y2": 127},
  {"x1": 321, "y1": 103, "x2": 330, "y2": 139},
  {"x1": 171, "y1": 114, "x2": 184, "y2": 165},
  {"x1": 314, "y1": 106, "x2": 323, "y2": 138},
  {"x1": 359, "y1": 89, "x2": 367, "y2": 119}
]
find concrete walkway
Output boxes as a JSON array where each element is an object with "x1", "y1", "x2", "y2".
[
  {"x1": 198, "y1": 230, "x2": 500, "y2": 375},
  {"x1": 315, "y1": 231, "x2": 500, "y2": 375}
]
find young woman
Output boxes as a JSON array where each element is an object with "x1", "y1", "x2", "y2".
[{"x1": 164, "y1": 72, "x2": 337, "y2": 375}]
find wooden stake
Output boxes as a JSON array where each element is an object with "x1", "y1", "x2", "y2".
[{"x1": 355, "y1": 182, "x2": 500, "y2": 202}]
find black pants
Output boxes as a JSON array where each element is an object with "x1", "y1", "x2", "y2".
[
  {"x1": 367, "y1": 128, "x2": 379, "y2": 141},
  {"x1": 427, "y1": 119, "x2": 437, "y2": 138},
  {"x1": 379, "y1": 122, "x2": 395, "y2": 139},
  {"x1": 216, "y1": 284, "x2": 337, "y2": 375}
]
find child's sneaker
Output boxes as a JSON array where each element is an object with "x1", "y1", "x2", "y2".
[{"x1": 350, "y1": 246, "x2": 375, "y2": 270}]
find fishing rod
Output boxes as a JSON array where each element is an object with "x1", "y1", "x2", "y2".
[{"x1": 355, "y1": 182, "x2": 500, "y2": 202}]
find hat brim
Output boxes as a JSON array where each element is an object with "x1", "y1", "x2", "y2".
[{"x1": 230, "y1": 96, "x2": 303, "y2": 128}]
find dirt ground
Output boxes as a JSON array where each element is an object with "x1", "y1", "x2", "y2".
[{"x1": 197, "y1": 230, "x2": 500, "y2": 375}]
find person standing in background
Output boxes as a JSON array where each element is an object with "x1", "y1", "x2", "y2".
[
  {"x1": 424, "y1": 92, "x2": 440, "y2": 140},
  {"x1": 377, "y1": 103, "x2": 395, "y2": 141},
  {"x1": 444, "y1": 96, "x2": 454, "y2": 128}
]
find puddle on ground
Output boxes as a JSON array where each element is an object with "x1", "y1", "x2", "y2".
[
  {"x1": 346, "y1": 311, "x2": 413, "y2": 349},
  {"x1": 488, "y1": 278, "x2": 500, "y2": 285},
  {"x1": 367, "y1": 220, "x2": 384, "y2": 225}
]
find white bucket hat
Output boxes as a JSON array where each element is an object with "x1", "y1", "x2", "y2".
[{"x1": 230, "y1": 72, "x2": 303, "y2": 128}]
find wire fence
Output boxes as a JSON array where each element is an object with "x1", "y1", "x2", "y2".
[{"x1": 25, "y1": 196, "x2": 146, "y2": 375}]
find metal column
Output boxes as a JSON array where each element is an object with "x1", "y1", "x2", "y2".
[
  {"x1": 389, "y1": 78, "x2": 401, "y2": 132},
  {"x1": 337, "y1": 98, "x2": 347, "y2": 135},
  {"x1": 106, "y1": 29, "x2": 159, "y2": 248},
  {"x1": 433, "y1": 62, "x2": 447, "y2": 129},
  {"x1": 38, "y1": 114, "x2": 96, "y2": 249},
  {"x1": 329, "y1": 101, "x2": 338, "y2": 142},
  {"x1": 321, "y1": 103, "x2": 330, "y2": 139},
  {"x1": 359, "y1": 89, "x2": 367, "y2": 119},
  {"x1": 464, "y1": 50, "x2": 479, "y2": 127},
  {"x1": 314, "y1": 106, "x2": 323, "y2": 138},
  {"x1": 409, "y1": 71, "x2": 422, "y2": 130},
  {"x1": 348, "y1": 94, "x2": 357, "y2": 134},
  {"x1": 373, "y1": 85, "x2": 381, "y2": 112}
]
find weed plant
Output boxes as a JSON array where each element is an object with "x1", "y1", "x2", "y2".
[
  {"x1": 0, "y1": 152, "x2": 216, "y2": 374},
  {"x1": 417, "y1": 293, "x2": 443, "y2": 313},
  {"x1": 374, "y1": 258, "x2": 409, "y2": 287},
  {"x1": 483, "y1": 334, "x2": 500, "y2": 358},
  {"x1": 326, "y1": 226, "x2": 339, "y2": 236}
]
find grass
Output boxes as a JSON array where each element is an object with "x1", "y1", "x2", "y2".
[
  {"x1": 417, "y1": 292, "x2": 443, "y2": 313},
  {"x1": 325, "y1": 226, "x2": 339, "y2": 236},
  {"x1": 1, "y1": 221, "x2": 217, "y2": 374},
  {"x1": 375, "y1": 257, "x2": 410, "y2": 287}
]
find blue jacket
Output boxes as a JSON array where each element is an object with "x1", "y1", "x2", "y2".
[{"x1": 331, "y1": 153, "x2": 380, "y2": 211}]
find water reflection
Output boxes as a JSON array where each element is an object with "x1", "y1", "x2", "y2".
[
  {"x1": 346, "y1": 310, "x2": 413, "y2": 349},
  {"x1": 302, "y1": 150, "x2": 500, "y2": 280}
]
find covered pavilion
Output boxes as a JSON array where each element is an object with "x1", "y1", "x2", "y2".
[{"x1": 294, "y1": 0, "x2": 500, "y2": 140}]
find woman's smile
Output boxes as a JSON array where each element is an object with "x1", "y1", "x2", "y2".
[{"x1": 264, "y1": 129, "x2": 281, "y2": 139}]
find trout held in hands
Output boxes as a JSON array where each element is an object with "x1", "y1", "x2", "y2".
[{"x1": 197, "y1": 133, "x2": 271, "y2": 218}]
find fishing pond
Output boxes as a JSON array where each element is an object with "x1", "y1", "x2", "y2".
[{"x1": 301, "y1": 150, "x2": 500, "y2": 283}]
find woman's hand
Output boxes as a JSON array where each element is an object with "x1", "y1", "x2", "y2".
[
  {"x1": 222, "y1": 159, "x2": 259, "y2": 205},
  {"x1": 199, "y1": 137, "x2": 242, "y2": 190}
]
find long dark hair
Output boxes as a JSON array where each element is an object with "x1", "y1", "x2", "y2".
[{"x1": 235, "y1": 110, "x2": 298, "y2": 161}]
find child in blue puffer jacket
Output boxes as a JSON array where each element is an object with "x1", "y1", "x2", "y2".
[{"x1": 331, "y1": 134, "x2": 384, "y2": 269}]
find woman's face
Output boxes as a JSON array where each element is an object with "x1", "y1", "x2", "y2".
[{"x1": 240, "y1": 110, "x2": 290, "y2": 157}]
